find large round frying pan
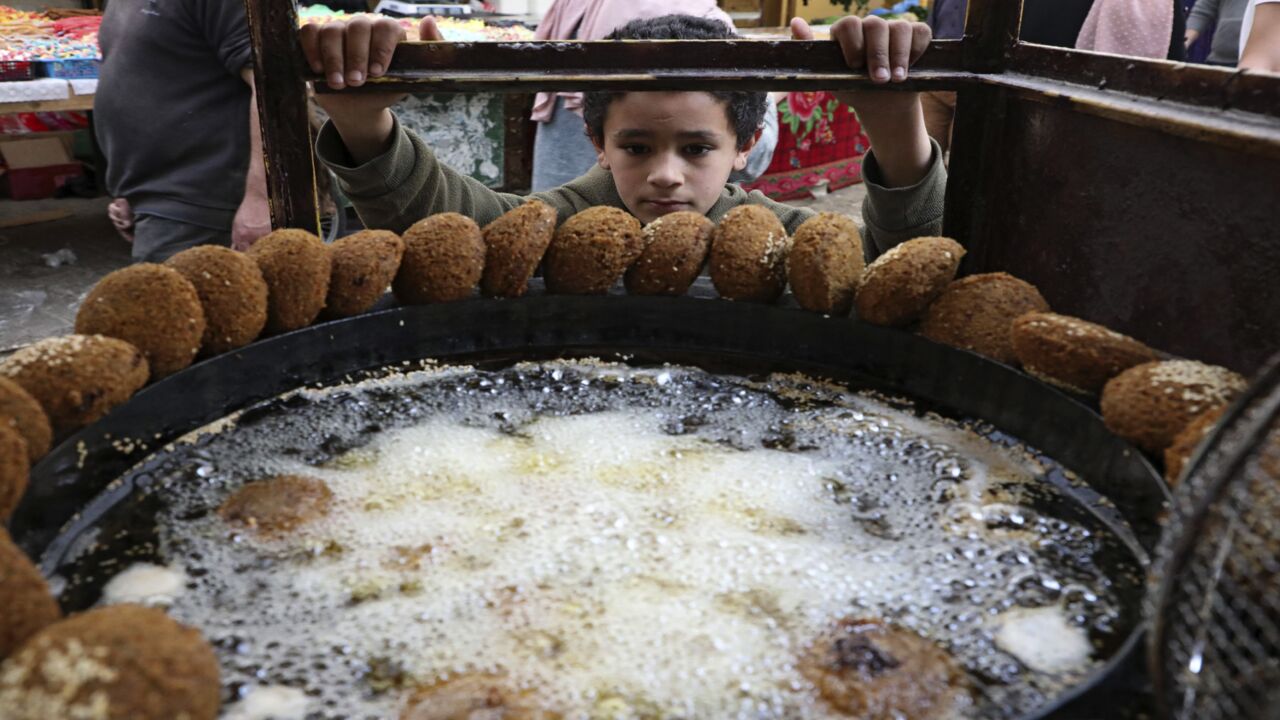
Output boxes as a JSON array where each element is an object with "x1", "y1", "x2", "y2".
[{"x1": 9, "y1": 288, "x2": 1168, "y2": 719}]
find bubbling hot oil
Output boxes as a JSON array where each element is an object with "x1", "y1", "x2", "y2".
[{"x1": 102, "y1": 362, "x2": 1127, "y2": 719}]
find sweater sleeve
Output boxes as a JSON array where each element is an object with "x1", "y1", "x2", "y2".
[
  {"x1": 317, "y1": 112, "x2": 711, "y2": 232},
  {"x1": 1187, "y1": 0, "x2": 1222, "y2": 34},
  {"x1": 316, "y1": 115, "x2": 531, "y2": 233},
  {"x1": 859, "y1": 138, "x2": 948, "y2": 261},
  {"x1": 192, "y1": 0, "x2": 252, "y2": 76}
]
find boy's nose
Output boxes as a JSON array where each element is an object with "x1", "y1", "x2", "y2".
[{"x1": 647, "y1": 154, "x2": 683, "y2": 188}]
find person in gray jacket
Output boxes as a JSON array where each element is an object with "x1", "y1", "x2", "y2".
[{"x1": 1186, "y1": 0, "x2": 1249, "y2": 65}]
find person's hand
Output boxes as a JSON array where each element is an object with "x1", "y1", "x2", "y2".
[
  {"x1": 791, "y1": 16, "x2": 933, "y2": 188},
  {"x1": 300, "y1": 16, "x2": 445, "y2": 162},
  {"x1": 1184, "y1": 28, "x2": 1200, "y2": 48},
  {"x1": 107, "y1": 197, "x2": 134, "y2": 244},
  {"x1": 231, "y1": 194, "x2": 272, "y2": 251},
  {"x1": 797, "y1": 15, "x2": 931, "y2": 84},
  {"x1": 300, "y1": 16, "x2": 442, "y2": 117},
  {"x1": 791, "y1": 16, "x2": 930, "y2": 115}
]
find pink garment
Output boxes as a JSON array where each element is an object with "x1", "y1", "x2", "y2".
[
  {"x1": 1075, "y1": 0, "x2": 1174, "y2": 59},
  {"x1": 531, "y1": 0, "x2": 735, "y2": 122}
]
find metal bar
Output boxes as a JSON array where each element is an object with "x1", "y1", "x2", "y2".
[
  {"x1": 961, "y1": 0, "x2": 1023, "y2": 72},
  {"x1": 1012, "y1": 43, "x2": 1280, "y2": 118},
  {"x1": 244, "y1": 0, "x2": 319, "y2": 233},
  {"x1": 983, "y1": 73, "x2": 1280, "y2": 160},
  {"x1": 311, "y1": 39, "x2": 972, "y2": 94}
]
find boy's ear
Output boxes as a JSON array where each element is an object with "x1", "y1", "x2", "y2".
[
  {"x1": 733, "y1": 127, "x2": 763, "y2": 172},
  {"x1": 589, "y1": 133, "x2": 610, "y2": 170}
]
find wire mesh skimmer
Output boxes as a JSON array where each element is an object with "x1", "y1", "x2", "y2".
[{"x1": 1147, "y1": 351, "x2": 1280, "y2": 720}]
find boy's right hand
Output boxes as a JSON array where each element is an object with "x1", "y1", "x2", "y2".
[{"x1": 300, "y1": 16, "x2": 444, "y2": 162}]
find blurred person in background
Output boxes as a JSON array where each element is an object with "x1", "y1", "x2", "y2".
[
  {"x1": 95, "y1": 0, "x2": 270, "y2": 262},
  {"x1": 529, "y1": 0, "x2": 778, "y2": 191},
  {"x1": 1239, "y1": 0, "x2": 1280, "y2": 70},
  {"x1": 1074, "y1": 0, "x2": 1187, "y2": 60},
  {"x1": 1185, "y1": 0, "x2": 1249, "y2": 65}
]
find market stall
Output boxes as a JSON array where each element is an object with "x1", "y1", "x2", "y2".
[{"x1": 0, "y1": 7, "x2": 99, "y2": 198}]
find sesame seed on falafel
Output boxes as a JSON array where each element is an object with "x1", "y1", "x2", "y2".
[
  {"x1": 855, "y1": 236, "x2": 965, "y2": 327},
  {"x1": 325, "y1": 230, "x2": 406, "y2": 318},
  {"x1": 394, "y1": 213, "x2": 486, "y2": 304},
  {"x1": 709, "y1": 206, "x2": 790, "y2": 303},
  {"x1": 0, "y1": 335, "x2": 149, "y2": 438},
  {"x1": 165, "y1": 245, "x2": 269, "y2": 355},
  {"x1": 545, "y1": 207, "x2": 645, "y2": 295},
  {"x1": 74, "y1": 264, "x2": 205, "y2": 379},
  {"x1": 248, "y1": 228, "x2": 332, "y2": 334}
]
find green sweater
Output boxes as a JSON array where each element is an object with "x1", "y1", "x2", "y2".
[{"x1": 316, "y1": 115, "x2": 948, "y2": 261}]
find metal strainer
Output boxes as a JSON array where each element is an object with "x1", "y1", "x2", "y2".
[{"x1": 1147, "y1": 351, "x2": 1280, "y2": 720}]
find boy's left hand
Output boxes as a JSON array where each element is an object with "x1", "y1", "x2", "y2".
[
  {"x1": 791, "y1": 15, "x2": 932, "y2": 84},
  {"x1": 791, "y1": 16, "x2": 934, "y2": 188}
]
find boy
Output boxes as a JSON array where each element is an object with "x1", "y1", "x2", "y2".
[{"x1": 300, "y1": 13, "x2": 942, "y2": 259}]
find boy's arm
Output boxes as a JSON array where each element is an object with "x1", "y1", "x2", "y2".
[
  {"x1": 304, "y1": 16, "x2": 529, "y2": 231},
  {"x1": 316, "y1": 113, "x2": 527, "y2": 233},
  {"x1": 300, "y1": 15, "x2": 431, "y2": 165},
  {"x1": 791, "y1": 16, "x2": 945, "y2": 256},
  {"x1": 792, "y1": 17, "x2": 933, "y2": 188}
]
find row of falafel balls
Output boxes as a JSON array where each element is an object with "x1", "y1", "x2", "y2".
[{"x1": 0, "y1": 200, "x2": 1251, "y2": 718}]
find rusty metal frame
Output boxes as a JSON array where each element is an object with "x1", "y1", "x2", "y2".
[{"x1": 245, "y1": 0, "x2": 1280, "y2": 371}]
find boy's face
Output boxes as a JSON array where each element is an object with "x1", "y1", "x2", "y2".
[{"x1": 592, "y1": 92, "x2": 756, "y2": 225}]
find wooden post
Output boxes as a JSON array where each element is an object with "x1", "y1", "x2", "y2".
[
  {"x1": 243, "y1": 0, "x2": 320, "y2": 234},
  {"x1": 945, "y1": 0, "x2": 1022, "y2": 254},
  {"x1": 961, "y1": 0, "x2": 1023, "y2": 73}
]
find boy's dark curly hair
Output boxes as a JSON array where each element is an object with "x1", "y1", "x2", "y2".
[{"x1": 581, "y1": 15, "x2": 768, "y2": 150}]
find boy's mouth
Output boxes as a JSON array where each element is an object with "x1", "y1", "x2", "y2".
[{"x1": 644, "y1": 199, "x2": 692, "y2": 213}]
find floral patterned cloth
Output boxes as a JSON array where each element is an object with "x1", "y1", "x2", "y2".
[{"x1": 741, "y1": 91, "x2": 870, "y2": 202}]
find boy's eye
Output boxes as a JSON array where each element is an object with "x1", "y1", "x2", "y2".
[
  {"x1": 621, "y1": 144, "x2": 650, "y2": 156},
  {"x1": 683, "y1": 145, "x2": 714, "y2": 157}
]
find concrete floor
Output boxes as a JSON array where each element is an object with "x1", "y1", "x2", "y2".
[
  {"x1": 0, "y1": 182, "x2": 867, "y2": 357},
  {"x1": 0, "y1": 196, "x2": 131, "y2": 355}
]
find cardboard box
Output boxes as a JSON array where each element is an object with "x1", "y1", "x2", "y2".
[
  {"x1": 0, "y1": 137, "x2": 73, "y2": 169},
  {"x1": 0, "y1": 138, "x2": 81, "y2": 200}
]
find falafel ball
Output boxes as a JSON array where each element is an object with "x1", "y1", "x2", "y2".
[
  {"x1": 1164, "y1": 404, "x2": 1229, "y2": 486},
  {"x1": 482, "y1": 200, "x2": 558, "y2": 298},
  {"x1": 401, "y1": 673, "x2": 559, "y2": 720},
  {"x1": 0, "y1": 335, "x2": 149, "y2": 437},
  {"x1": 799, "y1": 617, "x2": 971, "y2": 719},
  {"x1": 919, "y1": 272, "x2": 1051, "y2": 364},
  {"x1": 854, "y1": 236, "x2": 965, "y2": 327},
  {"x1": 219, "y1": 474, "x2": 334, "y2": 536},
  {"x1": 165, "y1": 245, "x2": 269, "y2": 355},
  {"x1": 394, "y1": 213, "x2": 486, "y2": 304},
  {"x1": 0, "y1": 528, "x2": 61, "y2": 660},
  {"x1": 545, "y1": 206, "x2": 645, "y2": 295},
  {"x1": 0, "y1": 377, "x2": 52, "y2": 463},
  {"x1": 709, "y1": 205, "x2": 790, "y2": 303},
  {"x1": 247, "y1": 228, "x2": 332, "y2": 334},
  {"x1": 787, "y1": 212, "x2": 864, "y2": 315},
  {"x1": 0, "y1": 424, "x2": 29, "y2": 522},
  {"x1": 1101, "y1": 360, "x2": 1248, "y2": 453},
  {"x1": 0, "y1": 604, "x2": 220, "y2": 720},
  {"x1": 1010, "y1": 312, "x2": 1160, "y2": 395},
  {"x1": 625, "y1": 211, "x2": 714, "y2": 296},
  {"x1": 325, "y1": 230, "x2": 406, "y2": 318},
  {"x1": 74, "y1": 264, "x2": 205, "y2": 379}
]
